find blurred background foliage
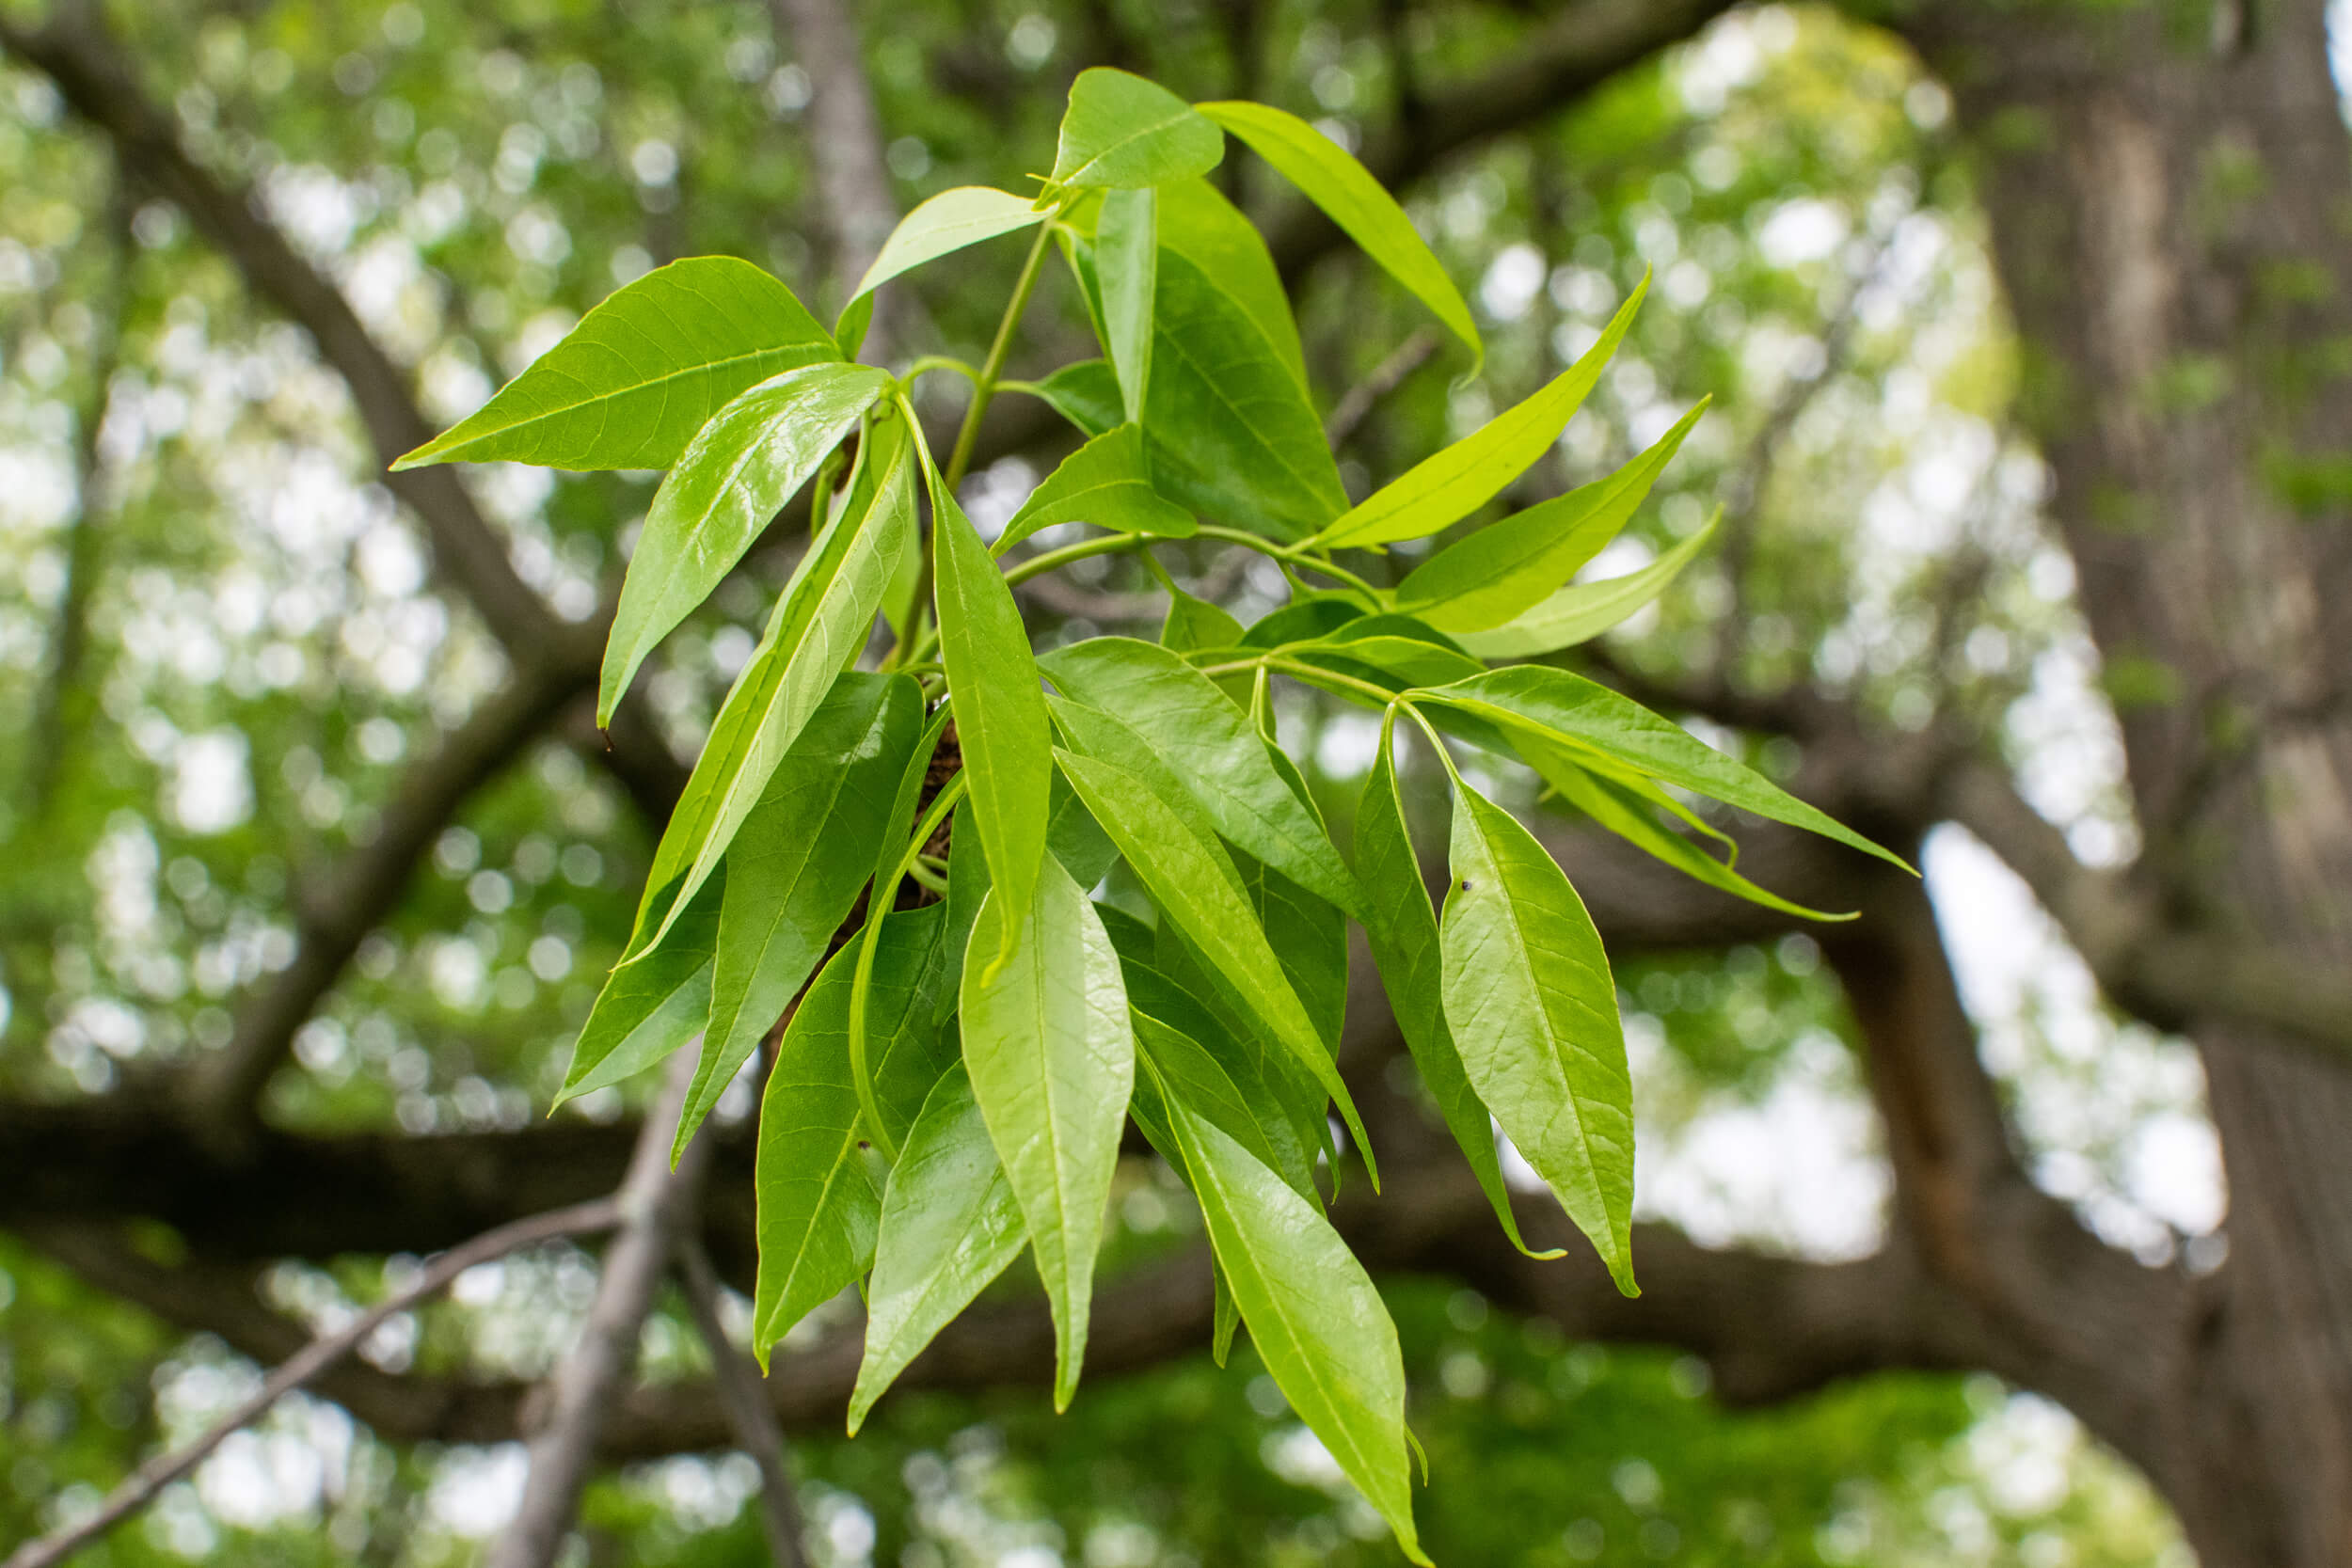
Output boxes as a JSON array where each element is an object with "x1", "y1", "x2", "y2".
[{"x1": 0, "y1": 0, "x2": 2202, "y2": 1561}]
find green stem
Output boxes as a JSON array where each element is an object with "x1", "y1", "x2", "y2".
[
  {"x1": 1001, "y1": 531, "x2": 1151, "y2": 587},
  {"x1": 901, "y1": 355, "x2": 979, "y2": 388},
  {"x1": 944, "y1": 217, "x2": 1059, "y2": 493},
  {"x1": 847, "y1": 769, "x2": 971, "y2": 1161},
  {"x1": 1192, "y1": 524, "x2": 1383, "y2": 600},
  {"x1": 1265, "y1": 655, "x2": 1400, "y2": 708}
]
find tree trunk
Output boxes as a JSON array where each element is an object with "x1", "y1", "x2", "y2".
[{"x1": 1902, "y1": 4, "x2": 2352, "y2": 1562}]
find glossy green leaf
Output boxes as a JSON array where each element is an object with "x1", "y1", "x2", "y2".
[
  {"x1": 1318, "y1": 277, "x2": 1646, "y2": 549},
  {"x1": 1459, "y1": 511, "x2": 1719, "y2": 658},
  {"x1": 1438, "y1": 776, "x2": 1637, "y2": 1293},
  {"x1": 1395, "y1": 399, "x2": 1704, "y2": 633},
  {"x1": 1198, "y1": 100, "x2": 1480, "y2": 370},
  {"x1": 556, "y1": 870, "x2": 723, "y2": 1103},
  {"x1": 1097, "y1": 187, "x2": 1156, "y2": 421},
  {"x1": 752, "y1": 910, "x2": 956, "y2": 1357},
  {"x1": 680, "y1": 673, "x2": 921, "y2": 1158},
  {"x1": 1159, "y1": 578, "x2": 1243, "y2": 652},
  {"x1": 1051, "y1": 745, "x2": 1375, "y2": 1178},
  {"x1": 635, "y1": 418, "x2": 919, "y2": 954},
  {"x1": 1134, "y1": 1006, "x2": 1315, "y2": 1202},
  {"x1": 993, "y1": 424, "x2": 1194, "y2": 555},
  {"x1": 1419, "y1": 665, "x2": 1913, "y2": 870},
  {"x1": 599, "y1": 362, "x2": 889, "y2": 724},
  {"x1": 959, "y1": 857, "x2": 1135, "y2": 1409},
  {"x1": 393, "y1": 257, "x2": 836, "y2": 472},
  {"x1": 849, "y1": 1063, "x2": 1026, "y2": 1433},
  {"x1": 1168, "y1": 1101, "x2": 1427, "y2": 1563},
  {"x1": 1354, "y1": 735, "x2": 1552, "y2": 1256},
  {"x1": 929, "y1": 462, "x2": 1055, "y2": 975},
  {"x1": 1040, "y1": 637, "x2": 1363, "y2": 916},
  {"x1": 846, "y1": 186, "x2": 1042, "y2": 311},
  {"x1": 1049, "y1": 68, "x2": 1223, "y2": 192}
]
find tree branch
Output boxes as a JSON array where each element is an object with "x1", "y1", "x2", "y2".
[{"x1": 677, "y1": 1234, "x2": 810, "y2": 1568}]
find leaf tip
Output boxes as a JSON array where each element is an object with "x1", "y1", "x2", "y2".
[{"x1": 387, "y1": 440, "x2": 442, "y2": 471}]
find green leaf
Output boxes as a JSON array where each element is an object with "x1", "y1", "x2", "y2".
[
  {"x1": 1418, "y1": 665, "x2": 1914, "y2": 871},
  {"x1": 849, "y1": 1063, "x2": 1026, "y2": 1433},
  {"x1": 635, "y1": 418, "x2": 919, "y2": 954},
  {"x1": 993, "y1": 425, "x2": 1195, "y2": 555},
  {"x1": 1317, "y1": 276, "x2": 1646, "y2": 549},
  {"x1": 1438, "y1": 775, "x2": 1637, "y2": 1294},
  {"x1": 599, "y1": 362, "x2": 889, "y2": 723},
  {"x1": 556, "y1": 870, "x2": 723, "y2": 1103},
  {"x1": 1167, "y1": 1101, "x2": 1427, "y2": 1564},
  {"x1": 1159, "y1": 578, "x2": 1243, "y2": 652},
  {"x1": 1394, "y1": 399, "x2": 1705, "y2": 633},
  {"x1": 1197, "y1": 100, "x2": 1480, "y2": 371},
  {"x1": 929, "y1": 462, "x2": 1055, "y2": 975},
  {"x1": 959, "y1": 857, "x2": 1135, "y2": 1410},
  {"x1": 1158, "y1": 180, "x2": 1309, "y2": 388},
  {"x1": 392, "y1": 257, "x2": 836, "y2": 471},
  {"x1": 751, "y1": 909, "x2": 957, "y2": 1357},
  {"x1": 1046, "y1": 769, "x2": 1120, "y2": 889},
  {"x1": 1131, "y1": 1008, "x2": 1314, "y2": 1203},
  {"x1": 1049, "y1": 68, "x2": 1224, "y2": 192},
  {"x1": 1097, "y1": 187, "x2": 1156, "y2": 421},
  {"x1": 680, "y1": 673, "x2": 922, "y2": 1158},
  {"x1": 1031, "y1": 357, "x2": 1121, "y2": 438},
  {"x1": 1051, "y1": 746, "x2": 1375, "y2": 1179},
  {"x1": 1040, "y1": 637, "x2": 1363, "y2": 917},
  {"x1": 1354, "y1": 734, "x2": 1553, "y2": 1256},
  {"x1": 1283, "y1": 614, "x2": 1486, "y2": 694},
  {"x1": 1458, "y1": 511, "x2": 1718, "y2": 658},
  {"x1": 845, "y1": 186, "x2": 1043, "y2": 313}
]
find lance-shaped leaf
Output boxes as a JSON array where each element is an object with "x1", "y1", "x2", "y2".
[
  {"x1": 393, "y1": 257, "x2": 836, "y2": 472},
  {"x1": 929, "y1": 464, "x2": 1054, "y2": 974},
  {"x1": 994, "y1": 425, "x2": 1194, "y2": 555},
  {"x1": 1438, "y1": 775, "x2": 1637, "y2": 1293},
  {"x1": 753, "y1": 907, "x2": 956, "y2": 1358},
  {"x1": 1318, "y1": 277, "x2": 1646, "y2": 549},
  {"x1": 845, "y1": 186, "x2": 1043, "y2": 314},
  {"x1": 636, "y1": 419, "x2": 919, "y2": 955},
  {"x1": 1160, "y1": 578, "x2": 1243, "y2": 652},
  {"x1": 1097, "y1": 187, "x2": 1157, "y2": 421},
  {"x1": 678, "y1": 673, "x2": 922, "y2": 1158},
  {"x1": 556, "y1": 870, "x2": 723, "y2": 1103},
  {"x1": 1198, "y1": 100, "x2": 1480, "y2": 371},
  {"x1": 1354, "y1": 735, "x2": 1551, "y2": 1255},
  {"x1": 959, "y1": 858, "x2": 1134, "y2": 1410},
  {"x1": 1459, "y1": 511, "x2": 1718, "y2": 658},
  {"x1": 1049, "y1": 68, "x2": 1223, "y2": 192},
  {"x1": 1418, "y1": 665, "x2": 1913, "y2": 871},
  {"x1": 1168, "y1": 1101, "x2": 1428, "y2": 1564},
  {"x1": 849, "y1": 1063, "x2": 1027, "y2": 1433},
  {"x1": 1130, "y1": 1009, "x2": 1314, "y2": 1203},
  {"x1": 600, "y1": 362, "x2": 889, "y2": 723},
  {"x1": 1394, "y1": 399, "x2": 1705, "y2": 634},
  {"x1": 1281, "y1": 613, "x2": 1485, "y2": 698},
  {"x1": 1041, "y1": 637, "x2": 1363, "y2": 916},
  {"x1": 1052, "y1": 746, "x2": 1375, "y2": 1177}
]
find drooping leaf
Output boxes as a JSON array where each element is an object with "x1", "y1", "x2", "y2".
[
  {"x1": 993, "y1": 424, "x2": 1194, "y2": 555},
  {"x1": 1317, "y1": 277, "x2": 1647, "y2": 549},
  {"x1": 1241, "y1": 746, "x2": 1350, "y2": 1053},
  {"x1": 1041, "y1": 637, "x2": 1363, "y2": 916},
  {"x1": 1167, "y1": 1101, "x2": 1428, "y2": 1564},
  {"x1": 1197, "y1": 100, "x2": 1480, "y2": 370},
  {"x1": 1419, "y1": 665, "x2": 1913, "y2": 870},
  {"x1": 846, "y1": 186, "x2": 1043, "y2": 314},
  {"x1": 556, "y1": 870, "x2": 723, "y2": 1103},
  {"x1": 635, "y1": 418, "x2": 919, "y2": 954},
  {"x1": 1049, "y1": 68, "x2": 1224, "y2": 192},
  {"x1": 1046, "y1": 768, "x2": 1120, "y2": 889},
  {"x1": 752, "y1": 909, "x2": 957, "y2": 1358},
  {"x1": 680, "y1": 673, "x2": 922, "y2": 1158},
  {"x1": 393, "y1": 257, "x2": 836, "y2": 472},
  {"x1": 1459, "y1": 511, "x2": 1719, "y2": 658},
  {"x1": 1354, "y1": 733, "x2": 1552, "y2": 1256},
  {"x1": 929, "y1": 463, "x2": 1055, "y2": 974},
  {"x1": 1051, "y1": 745, "x2": 1375, "y2": 1177},
  {"x1": 849, "y1": 1063, "x2": 1026, "y2": 1433},
  {"x1": 1438, "y1": 775, "x2": 1637, "y2": 1294},
  {"x1": 1394, "y1": 399, "x2": 1705, "y2": 633},
  {"x1": 1097, "y1": 187, "x2": 1157, "y2": 421},
  {"x1": 1132, "y1": 1008, "x2": 1315, "y2": 1202},
  {"x1": 959, "y1": 857, "x2": 1135, "y2": 1409},
  {"x1": 599, "y1": 362, "x2": 889, "y2": 723}
]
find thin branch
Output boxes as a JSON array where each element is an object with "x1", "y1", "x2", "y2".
[
  {"x1": 3, "y1": 1198, "x2": 621, "y2": 1568},
  {"x1": 677, "y1": 1235, "x2": 809, "y2": 1568},
  {"x1": 1326, "y1": 325, "x2": 1441, "y2": 450}
]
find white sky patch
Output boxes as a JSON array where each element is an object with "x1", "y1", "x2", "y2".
[
  {"x1": 170, "y1": 730, "x2": 254, "y2": 835},
  {"x1": 1756, "y1": 198, "x2": 1851, "y2": 268},
  {"x1": 1479, "y1": 242, "x2": 1547, "y2": 323}
]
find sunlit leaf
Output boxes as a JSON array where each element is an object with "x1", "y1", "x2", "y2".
[
  {"x1": 1458, "y1": 511, "x2": 1719, "y2": 658},
  {"x1": 1049, "y1": 68, "x2": 1224, "y2": 192},
  {"x1": 847, "y1": 186, "x2": 1043, "y2": 312},
  {"x1": 994, "y1": 424, "x2": 1194, "y2": 555},
  {"x1": 1097, "y1": 186, "x2": 1157, "y2": 421},
  {"x1": 556, "y1": 869, "x2": 723, "y2": 1103}
]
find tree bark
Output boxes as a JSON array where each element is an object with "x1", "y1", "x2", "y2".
[{"x1": 1898, "y1": 4, "x2": 2352, "y2": 1561}]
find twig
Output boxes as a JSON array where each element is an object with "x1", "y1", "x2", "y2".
[
  {"x1": 485, "y1": 1048, "x2": 710, "y2": 1568},
  {"x1": 1326, "y1": 325, "x2": 1441, "y2": 450},
  {"x1": 677, "y1": 1235, "x2": 810, "y2": 1567},
  {"x1": 1, "y1": 1198, "x2": 623, "y2": 1568}
]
